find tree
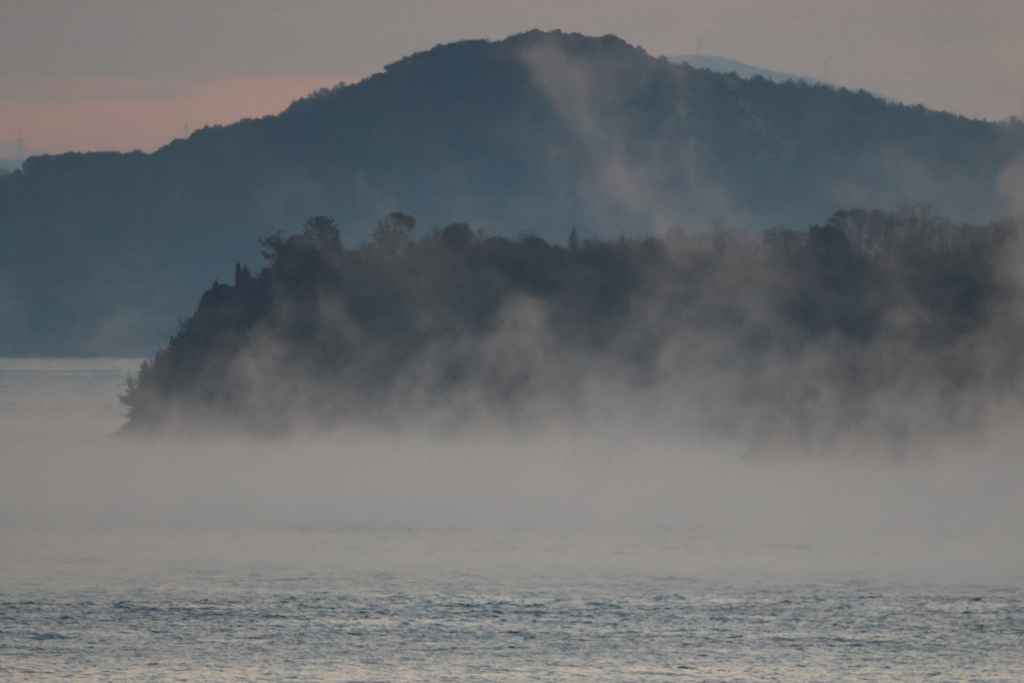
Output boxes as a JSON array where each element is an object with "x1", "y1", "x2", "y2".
[
  {"x1": 568, "y1": 227, "x2": 579, "y2": 251},
  {"x1": 302, "y1": 215, "x2": 342, "y2": 253},
  {"x1": 371, "y1": 211, "x2": 416, "y2": 253},
  {"x1": 259, "y1": 231, "x2": 286, "y2": 264},
  {"x1": 441, "y1": 222, "x2": 474, "y2": 250}
]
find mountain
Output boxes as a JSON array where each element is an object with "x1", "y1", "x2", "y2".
[
  {"x1": 670, "y1": 55, "x2": 899, "y2": 104},
  {"x1": 669, "y1": 55, "x2": 824, "y2": 86},
  {"x1": 2, "y1": 30, "x2": 1023, "y2": 356}
]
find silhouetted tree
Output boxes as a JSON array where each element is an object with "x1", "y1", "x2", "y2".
[
  {"x1": 302, "y1": 215, "x2": 342, "y2": 253},
  {"x1": 370, "y1": 212, "x2": 416, "y2": 253},
  {"x1": 441, "y1": 222, "x2": 474, "y2": 250}
]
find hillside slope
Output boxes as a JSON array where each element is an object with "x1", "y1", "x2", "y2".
[{"x1": 2, "y1": 30, "x2": 1023, "y2": 355}]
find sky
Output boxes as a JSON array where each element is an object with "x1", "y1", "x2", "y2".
[{"x1": 2, "y1": 0, "x2": 1023, "y2": 159}]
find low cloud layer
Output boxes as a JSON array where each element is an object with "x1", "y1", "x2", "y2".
[{"x1": 3, "y1": 361, "x2": 1024, "y2": 584}]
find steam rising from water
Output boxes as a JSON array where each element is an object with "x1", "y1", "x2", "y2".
[
  {"x1": 519, "y1": 34, "x2": 748, "y2": 232},
  {"x1": 2, "y1": 358, "x2": 1022, "y2": 585}
]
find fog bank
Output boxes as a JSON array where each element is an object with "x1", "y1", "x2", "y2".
[{"x1": 2, "y1": 359, "x2": 1023, "y2": 585}]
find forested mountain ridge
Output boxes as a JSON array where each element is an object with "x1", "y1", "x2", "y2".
[
  {"x1": 670, "y1": 55, "x2": 824, "y2": 86},
  {"x1": 3, "y1": 30, "x2": 1023, "y2": 356}
]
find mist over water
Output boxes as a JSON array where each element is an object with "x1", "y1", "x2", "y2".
[
  {"x1": 3, "y1": 359, "x2": 1024, "y2": 681},
  {"x1": 1, "y1": 357, "x2": 1022, "y2": 586}
]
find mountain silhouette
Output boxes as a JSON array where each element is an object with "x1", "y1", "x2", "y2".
[
  {"x1": 2, "y1": 30, "x2": 1022, "y2": 355},
  {"x1": 669, "y1": 55, "x2": 825, "y2": 86}
]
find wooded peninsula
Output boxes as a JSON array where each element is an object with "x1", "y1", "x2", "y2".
[{"x1": 121, "y1": 208, "x2": 1023, "y2": 445}]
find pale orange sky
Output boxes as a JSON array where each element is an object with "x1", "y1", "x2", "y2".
[
  {"x1": 2, "y1": 0, "x2": 1023, "y2": 159},
  {"x1": 0, "y1": 76, "x2": 348, "y2": 157}
]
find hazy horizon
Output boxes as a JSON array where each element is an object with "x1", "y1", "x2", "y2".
[{"x1": 3, "y1": 356, "x2": 1024, "y2": 588}]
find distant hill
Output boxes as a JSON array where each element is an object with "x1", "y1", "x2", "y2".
[
  {"x1": 670, "y1": 55, "x2": 824, "y2": 86},
  {"x1": 2, "y1": 30, "x2": 1023, "y2": 356},
  {"x1": 671, "y1": 55, "x2": 898, "y2": 104},
  {"x1": 0, "y1": 158, "x2": 19, "y2": 174}
]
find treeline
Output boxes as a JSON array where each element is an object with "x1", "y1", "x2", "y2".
[{"x1": 121, "y1": 209, "x2": 1024, "y2": 444}]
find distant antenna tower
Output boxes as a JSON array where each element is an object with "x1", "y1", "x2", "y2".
[
  {"x1": 15, "y1": 136, "x2": 24, "y2": 164},
  {"x1": 183, "y1": 122, "x2": 189, "y2": 138},
  {"x1": 697, "y1": 37, "x2": 702, "y2": 56},
  {"x1": 823, "y1": 60, "x2": 828, "y2": 83}
]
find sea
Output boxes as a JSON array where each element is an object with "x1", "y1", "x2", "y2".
[{"x1": 1, "y1": 358, "x2": 1023, "y2": 682}]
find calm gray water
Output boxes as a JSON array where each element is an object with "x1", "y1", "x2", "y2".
[
  {"x1": 1, "y1": 359, "x2": 1023, "y2": 681},
  {"x1": 4, "y1": 566, "x2": 1023, "y2": 682}
]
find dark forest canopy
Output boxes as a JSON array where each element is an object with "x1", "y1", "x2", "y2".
[
  {"x1": 121, "y1": 209, "x2": 1024, "y2": 448},
  {"x1": 2, "y1": 30, "x2": 1024, "y2": 356}
]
